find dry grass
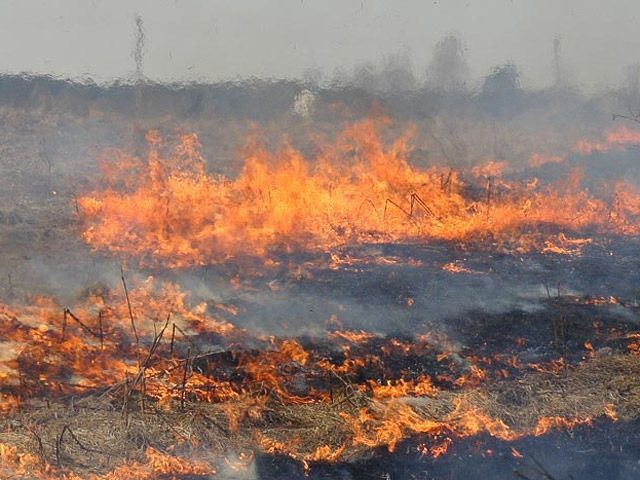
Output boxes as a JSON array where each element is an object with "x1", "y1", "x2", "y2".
[{"x1": 1, "y1": 354, "x2": 639, "y2": 478}]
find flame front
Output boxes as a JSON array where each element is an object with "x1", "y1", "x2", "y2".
[
  {"x1": 0, "y1": 275, "x2": 635, "y2": 478},
  {"x1": 78, "y1": 120, "x2": 640, "y2": 267}
]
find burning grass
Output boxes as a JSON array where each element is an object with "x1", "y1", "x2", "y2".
[
  {"x1": 3, "y1": 111, "x2": 640, "y2": 478},
  {"x1": 1, "y1": 352, "x2": 639, "y2": 479},
  {"x1": 77, "y1": 120, "x2": 640, "y2": 267},
  {"x1": 1, "y1": 273, "x2": 640, "y2": 479}
]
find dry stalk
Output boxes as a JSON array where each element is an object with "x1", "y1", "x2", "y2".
[
  {"x1": 124, "y1": 314, "x2": 171, "y2": 412},
  {"x1": 486, "y1": 176, "x2": 492, "y2": 221},
  {"x1": 181, "y1": 348, "x2": 192, "y2": 410},
  {"x1": 120, "y1": 264, "x2": 140, "y2": 367},
  {"x1": 98, "y1": 310, "x2": 104, "y2": 349},
  {"x1": 63, "y1": 309, "x2": 102, "y2": 339},
  {"x1": 55, "y1": 424, "x2": 115, "y2": 468}
]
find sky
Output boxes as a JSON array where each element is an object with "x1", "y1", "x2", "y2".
[{"x1": 0, "y1": 0, "x2": 639, "y2": 90}]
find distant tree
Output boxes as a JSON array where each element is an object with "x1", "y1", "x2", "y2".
[
  {"x1": 302, "y1": 67, "x2": 324, "y2": 89},
  {"x1": 622, "y1": 64, "x2": 640, "y2": 109},
  {"x1": 131, "y1": 14, "x2": 147, "y2": 145},
  {"x1": 426, "y1": 34, "x2": 468, "y2": 92},
  {"x1": 479, "y1": 63, "x2": 523, "y2": 118},
  {"x1": 613, "y1": 64, "x2": 640, "y2": 123},
  {"x1": 132, "y1": 14, "x2": 145, "y2": 82},
  {"x1": 351, "y1": 54, "x2": 416, "y2": 93},
  {"x1": 552, "y1": 35, "x2": 562, "y2": 88},
  {"x1": 330, "y1": 66, "x2": 350, "y2": 88},
  {"x1": 551, "y1": 35, "x2": 573, "y2": 90},
  {"x1": 379, "y1": 53, "x2": 416, "y2": 92},
  {"x1": 352, "y1": 62, "x2": 379, "y2": 92}
]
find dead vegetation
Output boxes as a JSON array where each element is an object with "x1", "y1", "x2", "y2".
[
  {"x1": 1, "y1": 354, "x2": 639, "y2": 478},
  {"x1": 1, "y1": 96, "x2": 640, "y2": 479}
]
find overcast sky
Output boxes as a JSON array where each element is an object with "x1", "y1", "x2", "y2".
[{"x1": 0, "y1": 0, "x2": 639, "y2": 90}]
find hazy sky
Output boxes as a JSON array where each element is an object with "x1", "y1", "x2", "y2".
[{"x1": 0, "y1": 0, "x2": 639, "y2": 90}]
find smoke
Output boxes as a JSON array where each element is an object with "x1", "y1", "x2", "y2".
[
  {"x1": 426, "y1": 34, "x2": 469, "y2": 92},
  {"x1": 1, "y1": 34, "x2": 639, "y2": 339},
  {"x1": 2, "y1": 68, "x2": 640, "y2": 327},
  {"x1": 2, "y1": 69, "x2": 640, "y2": 480}
]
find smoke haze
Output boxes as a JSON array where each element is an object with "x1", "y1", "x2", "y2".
[{"x1": 0, "y1": 0, "x2": 639, "y2": 91}]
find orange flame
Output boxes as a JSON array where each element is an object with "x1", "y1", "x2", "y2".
[{"x1": 78, "y1": 120, "x2": 640, "y2": 267}]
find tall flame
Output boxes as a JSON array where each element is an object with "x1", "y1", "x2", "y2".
[{"x1": 78, "y1": 119, "x2": 640, "y2": 267}]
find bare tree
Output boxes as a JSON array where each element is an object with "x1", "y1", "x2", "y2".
[
  {"x1": 552, "y1": 35, "x2": 563, "y2": 88},
  {"x1": 132, "y1": 14, "x2": 146, "y2": 117},
  {"x1": 133, "y1": 14, "x2": 145, "y2": 81},
  {"x1": 379, "y1": 53, "x2": 416, "y2": 92},
  {"x1": 352, "y1": 62, "x2": 378, "y2": 92},
  {"x1": 426, "y1": 34, "x2": 468, "y2": 92},
  {"x1": 479, "y1": 62, "x2": 523, "y2": 118}
]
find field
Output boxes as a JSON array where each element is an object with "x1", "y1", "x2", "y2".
[{"x1": 1, "y1": 77, "x2": 640, "y2": 479}]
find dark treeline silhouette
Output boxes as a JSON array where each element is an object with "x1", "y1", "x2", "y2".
[
  {"x1": 2, "y1": 28, "x2": 639, "y2": 125},
  {"x1": 0, "y1": 71, "x2": 625, "y2": 123}
]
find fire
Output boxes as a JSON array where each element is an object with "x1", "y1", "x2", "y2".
[
  {"x1": 627, "y1": 333, "x2": 640, "y2": 355},
  {"x1": 78, "y1": 120, "x2": 640, "y2": 268},
  {"x1": 0, "y1": 276, "x2": 241, "y2": 408},
  {"x1": 533, "y1": 416, "x2": 593, "y2": 436},
  {"x1": 0, "y1": 274, "x2": 635, "y2": 477},
  {"x1": 441, "y1": 261, "x2": 475, "y2": 274},
  {"x1": 2, "y1": 118, "x2": 640, "y2": 478},
  {"x1": 528, "y1": 152, "x2": 566, "y2": 168},
  {"x1": 584, "y1": 342, "x2": 595, "y2": 358},
  {"x1": 328, "y1": 330, "x2": 378, "y2": 343},
  {"x1": 367, "y1": 376, "x2": 436, "y2": 398},
  {"x1": 0, "y1": 443, "x2": 44, "y2": 478},
  {"x1": 0, "y1": 443, "x2": 217, "y2": 480},
  {"x1": 144, "y1": 447, "x2": 214, "y2": 477},
  {"x1": 571, "y1": 125, "x2": 640, "y2": 155}
]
